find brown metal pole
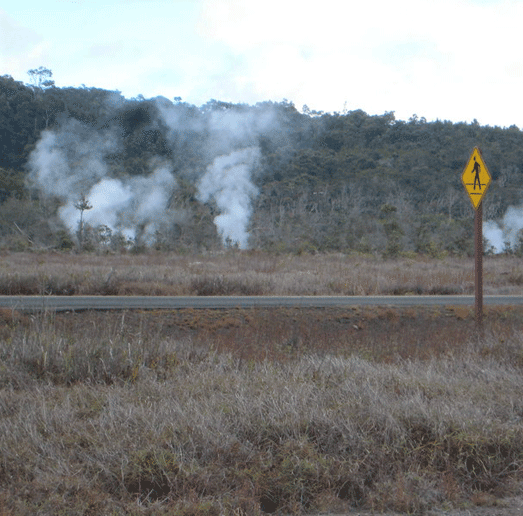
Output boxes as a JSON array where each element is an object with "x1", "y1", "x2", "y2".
[{"x1": 475, "y1": 201, "x2": 483, "y2": 327}]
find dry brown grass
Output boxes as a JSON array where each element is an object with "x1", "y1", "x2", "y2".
[
  {"x1": 1, "y1": 302, "x2": 523, "y2": 514},
  {"x1": 2, "y1": 251, "x2": 523, "y2": 514},
  {"x1": 0, "y1": 249, "x2": 523, "y2": 297}
]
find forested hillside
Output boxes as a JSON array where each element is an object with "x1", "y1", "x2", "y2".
[{"x1": 2, "y1": 68, "x2": 523, "y2": 256}]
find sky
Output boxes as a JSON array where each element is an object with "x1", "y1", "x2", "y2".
[{"x1": 2, "y1": 0, "x2": 523, "y2": 127}]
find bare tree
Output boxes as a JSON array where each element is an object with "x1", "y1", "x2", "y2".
[{"x1": 74, "y1": 194, "x2": 92, "y2": 251}]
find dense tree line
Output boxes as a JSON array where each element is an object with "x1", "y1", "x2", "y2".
[{"x1": 1, "y1": 69, "x2": 522, "y2": 256}]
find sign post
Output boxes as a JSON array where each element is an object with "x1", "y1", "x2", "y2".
[
  {"x1": 461, "y1": 147, "x2": 491, "y2": 326},
  {"x1": 474, "y1": 201, "x2": 483, "y2": 326}
]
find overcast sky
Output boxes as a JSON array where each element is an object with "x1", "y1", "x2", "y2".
[{"x1": 2, "y1": 0, "x2": 523, "y2": 127}]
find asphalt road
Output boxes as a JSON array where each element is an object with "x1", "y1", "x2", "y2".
[{"x1": 0, "y1": 295, "x2": 523, "y2": 312}]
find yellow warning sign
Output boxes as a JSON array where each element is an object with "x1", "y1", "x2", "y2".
[{"x1": 462, "y1": 147, "x2": 491, "y2": 210}]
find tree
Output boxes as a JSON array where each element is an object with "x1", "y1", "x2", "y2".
[
  {"x1": 74, "y1": 194, "x2": 92, "y2": 250},
  {"x1": 0, "y1": 75, "x2": 36, "y2": 166},
  {"x1": 379, "y1": 204, "x2": 405, "y2": 258},
  {"x1": 27, "y1": 67, "x2": 55, "y2": 97},
  {"x1": 26, "y1": 67, "x2": 56, "y2": 134}
]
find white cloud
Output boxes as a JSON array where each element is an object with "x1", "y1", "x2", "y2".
[
  {"x1": 195, "y1": 0, "x2": 523, "y2": 125},
  {"x1": 0, "y1": 9, "x2": 50, "y2": 79},
  {"x1": 2, "y1": 0, "x2": 523, "y2": 126}
]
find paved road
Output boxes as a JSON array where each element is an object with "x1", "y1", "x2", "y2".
[{"x1": 0, "y1": 295, "x2": 523, "y2": 312}]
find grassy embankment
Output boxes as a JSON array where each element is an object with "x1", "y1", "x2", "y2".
[
  {"x1": 0, "y1": 250, "x2": 523, "y2": 297},
  {"x1": 1, "y1": 251, "x2": 523, "y2": 515}
]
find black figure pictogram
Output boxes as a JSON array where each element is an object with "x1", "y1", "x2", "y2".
[{"x1": 472, "y1": 157, "x2": 482, "y2": 190}]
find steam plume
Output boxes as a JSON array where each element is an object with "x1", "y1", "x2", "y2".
[
  {"x1": 58, "y1": 166, "x2": 175, "y2": 241},
  {"x1": 197, "y1": 147, "x2": 260, "y2": 248},
  {"x1": 27, "y1": 98, "x2": 281, "y2": 249},
  {"x1": 27, "y1": 119, "x2": 176, "y2": 243},
  {"x1": 154, "y1": 98, "x2": 277, "y2": 247},
  {"x1": 484, "y1": 207, "x2": 523, "y2": 253}
]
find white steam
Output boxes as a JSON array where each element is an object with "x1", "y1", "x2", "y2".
[
  {"x1": 484, "y1": 206, "x2": 523, "y2": 253},
  {"x1": 27, "y1": 119, "x2": 176, "y2": 243},
  {"x1": 154, "y1": 99, "x2": 278, "y2": 247},
  {"x1": 197, "y1": 147, "x2": 260, "y2": 248},
  {"x1": 58, "y1": 166, "x2": 175, "y2": 241},
  {"x1": 28, "y1": 100, "x2": 280, "y2": 249},
  {"x1": 27, "y1": 121, "x2": 117, "y2": 197}
]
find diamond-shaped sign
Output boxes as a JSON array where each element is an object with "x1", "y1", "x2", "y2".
[{"x1": 462, "y1": 147, "x2": 491, "y2": 210}]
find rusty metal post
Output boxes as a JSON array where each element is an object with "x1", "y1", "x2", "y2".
[{"x1": 475, "y1": 200, "x2": 483, "y2": 327}]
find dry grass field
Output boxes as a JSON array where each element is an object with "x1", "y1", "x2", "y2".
[
  {"x1": 1, "y1": 251, "x2": 523, "y2": 515},
  {"x1": 0, "y1": 249, "x2": 522, "y2": 297}
]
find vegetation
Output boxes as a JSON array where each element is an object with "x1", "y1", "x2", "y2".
[
  {"x1": 1, "y1": 303, "x2": 523, "y2": 515},
  {"x1": 1, "y1": 69, "x2": 523, "y2": 255},
  {"x1": 1, "y1": 250, "x2": 523, "y2": 297},
  {"x1": 3, "y1": 66, "x2": 523, "y2": 514},
  {"x1": 0, "y1": 252, "x2": 522, "y2": 514}
]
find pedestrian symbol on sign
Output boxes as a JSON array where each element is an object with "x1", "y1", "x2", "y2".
[
  {"x1": 472, "y1": 157, "x2": 482, "y2": 190},
  {"x1": 462, "y1": 148, "x2": 491, "y2": 210}
]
